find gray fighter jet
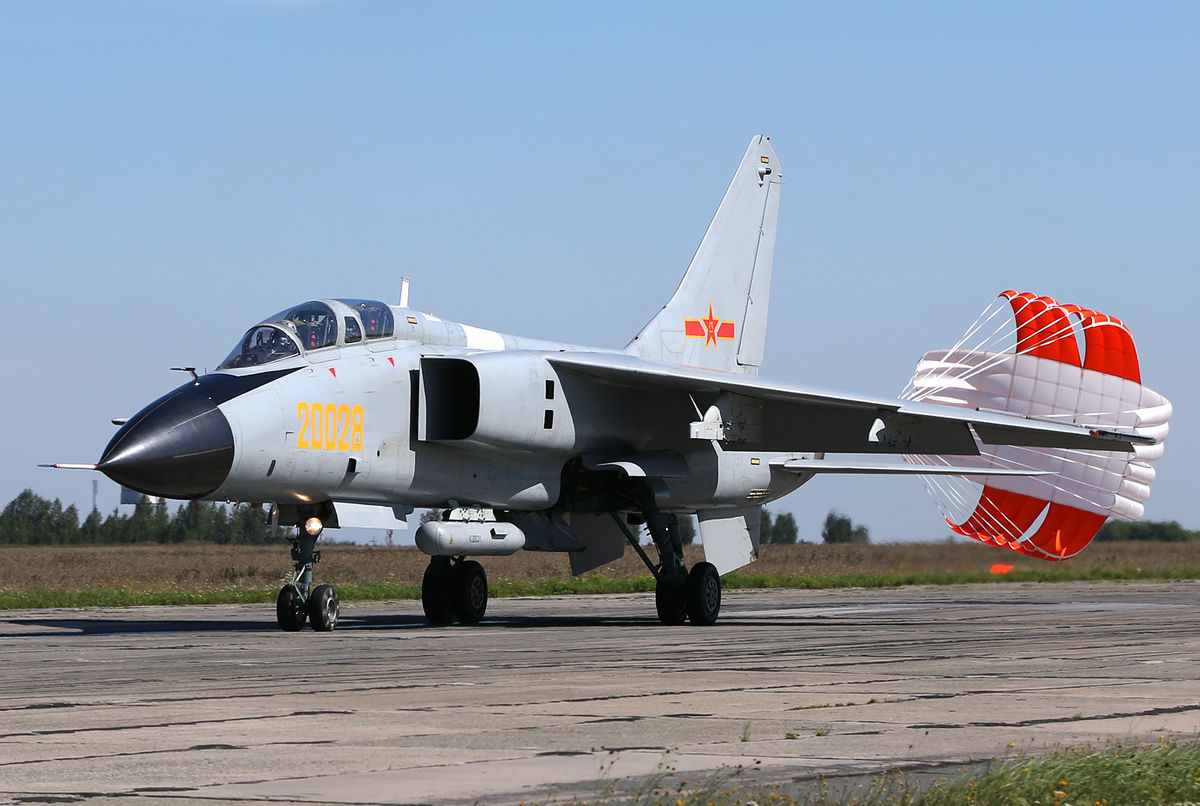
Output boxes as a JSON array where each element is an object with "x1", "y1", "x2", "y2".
[{"x1": 53, "y1": 136, "x2": 1164, "y2": 630}]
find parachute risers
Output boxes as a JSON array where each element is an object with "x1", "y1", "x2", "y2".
[
  {"x1": 901, "y1": 290, "x2": 1172, "y2": 561},
  {"x1": 415, "y1": 519, "x2": 526, "y2": 557}
]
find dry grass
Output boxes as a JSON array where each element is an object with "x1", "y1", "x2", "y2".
[{"x1": 0, "y1": 540, "x2": 1196, "y2": 594}]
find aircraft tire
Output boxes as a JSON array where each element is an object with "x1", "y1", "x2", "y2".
[
  {"x1": 655, "y1": 578, "x2": 687, "y2": 625},
  {"x1": 685, "y1": 562, "x2": 721, "y2": 625},
  {"x1": 452, "y1": 560, "x2": 488, "y2": 624},
  {"x1": 276, "y1": 586, "x2": 307, "y2": 632},
  {"x1": 308, "y1": 584, "x2": 340, "y2": 632},
  {"x1": 422, "y1": 562, "x2": 455, "y2": 625}
]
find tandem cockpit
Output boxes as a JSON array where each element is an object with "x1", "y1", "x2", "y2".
[{"x1": 219, "y1": 299, "x2": 396, "y2": 370}]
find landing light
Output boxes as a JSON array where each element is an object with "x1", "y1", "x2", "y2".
[{"x1": 304, "y1": 517, "x2": 324, "y2": 537}]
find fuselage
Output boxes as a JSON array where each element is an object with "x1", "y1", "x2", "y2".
[{"x1": 98, "y1": 298, "x2": 813, "y2": 523}]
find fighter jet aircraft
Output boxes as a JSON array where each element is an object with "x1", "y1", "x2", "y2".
[{"x1": 48, "y1": 135, "x2": 1170, "y2": 630}]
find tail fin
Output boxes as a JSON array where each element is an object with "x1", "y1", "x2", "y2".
[{"x1": 624, "y1": 135, "x2": 781, "y2": 375}]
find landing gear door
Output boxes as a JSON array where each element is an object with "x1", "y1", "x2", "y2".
[
  {"x1": 567, "y1": 513, "x2": 627, "y2": 576},
  {"x1": 697, "y1": 507, "x2": 761, "y2": 575}
]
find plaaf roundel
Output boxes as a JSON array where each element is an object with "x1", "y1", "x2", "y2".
[{"x1": 683, "y1": 301, "x2": 736, "y2": 349}]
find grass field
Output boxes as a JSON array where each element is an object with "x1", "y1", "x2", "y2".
[
  {"x1": 1, "y1": 540, "x2": 1198, "y2": 607},
  {"x1": 574, "y1": 738, "x2": 1200, "y2": 805}
]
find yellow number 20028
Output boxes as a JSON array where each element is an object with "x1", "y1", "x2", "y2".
[{"x1": 296, "y1": 403, "x2": 363, "y2": 452}]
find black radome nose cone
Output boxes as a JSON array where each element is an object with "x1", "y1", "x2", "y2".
[{"x1": 99, "y1": 381, "x2": 234, "y2": 499}]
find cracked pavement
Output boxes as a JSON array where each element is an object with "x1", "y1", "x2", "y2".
[{"x1": 0, "y1": 581, "x2": 1197, "y2": 804}]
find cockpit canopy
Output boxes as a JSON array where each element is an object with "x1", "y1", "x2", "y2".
[
  {"x1": 339, "y1": 299, "x2": 395, "y2": 339},
  {"x1": 220, "y1": 324, "x2": 301, "y2": 369},
  {"x1": 219, "y1": 299, "x2": 395, "y2": 370},
  {"x1": 275, "y1": 301, "x2": 339, "y2": 351}
]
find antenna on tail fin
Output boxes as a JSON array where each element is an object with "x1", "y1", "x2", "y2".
[{"x1": 624, "y1": 135, "x2": 782, "y2": 375}]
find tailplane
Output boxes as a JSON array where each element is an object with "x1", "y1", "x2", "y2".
[{"x1": 625, "y1": 135, "x2": 782, "y2": 375}]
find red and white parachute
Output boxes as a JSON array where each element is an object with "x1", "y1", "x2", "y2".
[{"x1": 901, "y1": 291, "x2": 1171, "y2": 560}]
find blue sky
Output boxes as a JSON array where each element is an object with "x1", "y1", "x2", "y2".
[{"x1": 2, "y1": 1, "x2": 1195, "y2": 543}]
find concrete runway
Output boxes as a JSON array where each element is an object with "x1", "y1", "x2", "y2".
[{"x1": 1, "y1": 581, "x2": 1198, "y2": 805}]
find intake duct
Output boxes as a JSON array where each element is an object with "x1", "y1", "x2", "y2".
[{"x1": 418, "y1": 353, "x2": 574, "y2": 453}]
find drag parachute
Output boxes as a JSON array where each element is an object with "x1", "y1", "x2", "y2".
[{"x1": 901, "y1": 290, "x2": 1171, "y2": 560}]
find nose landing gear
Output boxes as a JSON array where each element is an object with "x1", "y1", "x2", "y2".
[{"x1": 275, "y1": 518, "x2": 340, "y2": 632}]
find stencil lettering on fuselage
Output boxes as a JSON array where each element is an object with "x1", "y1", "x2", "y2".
[{"x1": 296, "y1": 402, "x2": 364, "y2": 451}]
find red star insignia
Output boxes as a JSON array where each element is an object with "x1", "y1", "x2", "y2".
[
  {"x1": 700, "y1": 302, "x2": 721, "y2": 348},
  {"x1": 684, "y1": 302, "x2": 737, "y2": 349}
]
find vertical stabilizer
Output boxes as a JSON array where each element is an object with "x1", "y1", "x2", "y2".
[{"x1": 625, "y1": 135, "x2": 782, "y2": 375}]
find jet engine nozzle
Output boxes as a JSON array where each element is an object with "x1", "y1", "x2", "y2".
[{"x1": 98, "y1": 381, "x2": 235, "y2": 499}]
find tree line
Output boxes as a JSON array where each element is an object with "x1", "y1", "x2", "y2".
[
  {"x1": 3, "y1": 488, "x2": 1194, "y2": 546},
  {"x1": 0, "y1": 489, "x2": 273, "y2": 545}
]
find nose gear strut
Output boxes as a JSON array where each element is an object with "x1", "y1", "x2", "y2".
[{"x1": 276, "y1": 529, "x2": 340, "y2": 632}]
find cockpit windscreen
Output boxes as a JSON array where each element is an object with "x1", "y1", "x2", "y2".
[{"x1": 219, "y1": 325, "x2": 301, "y2": 369}]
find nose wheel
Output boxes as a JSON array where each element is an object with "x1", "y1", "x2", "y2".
[
  {"x1": 276, "y1": 585, "x2": 307, "y2": 631},
  {"x1": 307, "y1": 584, "x2": 340, "y2": 631},
  {"x1": 275, "y1": 527, "x2": 340, "y2": 632}
]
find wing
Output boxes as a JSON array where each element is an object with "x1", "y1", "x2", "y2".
[{"x1": 547, "y1": 352, "x2": 1147, "y2": 456}]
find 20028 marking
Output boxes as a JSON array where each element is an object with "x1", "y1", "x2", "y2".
[{"x1": 297, "y1": 403, "x2": 363, "y2": 451}]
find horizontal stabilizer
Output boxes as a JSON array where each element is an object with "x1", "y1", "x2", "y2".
[{"x1": 773, "y1": 460, "x2": 1048, "y2": 476}]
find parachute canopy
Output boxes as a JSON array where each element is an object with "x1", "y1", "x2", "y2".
[{"x1": 901, "y1": 291, "x2": 1171, "y2": 561}]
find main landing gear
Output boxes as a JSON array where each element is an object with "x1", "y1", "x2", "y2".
[
  {"x1": 276, "y1": 516, "x2": 340, "y2": 632},
  {"x1": 421, "y1": 556, "x2": 488, "y2": 625},
  {"x1": 612, "y1": 497, "x2": 722, "y2": 626}
]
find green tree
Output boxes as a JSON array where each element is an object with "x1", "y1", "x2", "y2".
[
  {"x1": 759, "y1": 507, "x2": 800, "y2": 544},
  {"x1": 822, "y1": 510, "x2": 869, "y2": 544},
  {"x1": 126, "y1": 497, "x2": 160, "y2": 543},
  {"x1": 229, "y1": 504, "x2": 271, "y2": 544},
  {"x1": 1, "y1": 489, "x2": 45, "y2": 544},
  {"x1": 56, "y1": 504, "x2": 81, "y2": 544},
  {"x1": 80, "y1": 509, "x2": 103, "y2": 544},
  {"x1": 0, "y1": 489, "x2": 82, "y2": 544},
  {"x1": 100, "y1": 508, "x2": 128, "y2": 544},
  {"x1": 772, "y1": 512, "x2": 799, "y2": 544}
]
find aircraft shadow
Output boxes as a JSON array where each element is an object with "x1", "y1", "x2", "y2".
[
  {"x1": 0, "y1": 613, "x2": 783, "y2": 637},
  {"x1": 0, "y1": 616, "x2": 280, "y2": 638}
]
